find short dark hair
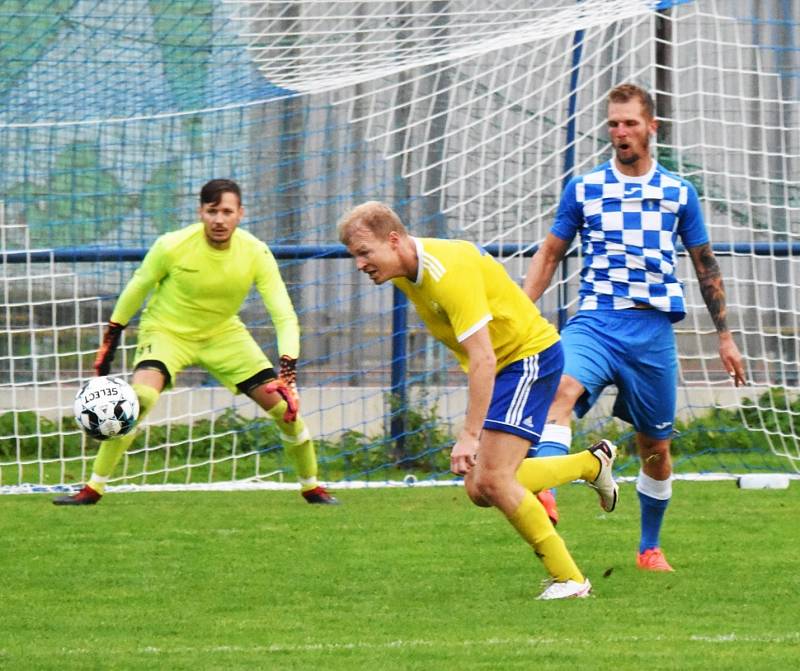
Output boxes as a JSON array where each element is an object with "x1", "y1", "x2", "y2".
[
  {"x1": 608, "y1": 83, "x2": 655, "y2": 119},
  {"x1": 199, "y1": 179, "x2": 242, "y2": 206}
]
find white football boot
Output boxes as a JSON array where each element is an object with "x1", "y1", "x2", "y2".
[
  {"x1": 586, "y1": 439, "x2": 619, "y2": 512},
  {"x1": 537, "y1": 578, "x2": 592, "y2": 600}
]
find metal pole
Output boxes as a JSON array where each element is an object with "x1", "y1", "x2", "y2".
[
  {"x1": 388, "y1": 0, "x2": 414, "y2": 458},
  {"x1": 390, "y1": 286, "x2": 409, "y2": 456},
  {"x1": 559, "y1": 26, "x2": 585, "y2": 330}
]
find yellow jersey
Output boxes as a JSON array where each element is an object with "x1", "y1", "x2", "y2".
[
  {"x1": 110, "y1": 223, "x2": 299, "y2": 357},
  {"x1": 392, "y1": 237, "x2": 559, "y2": 372}
]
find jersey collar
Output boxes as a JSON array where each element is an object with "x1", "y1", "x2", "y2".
[
  {"x1": 610, "y1": 156, "x2": 657, "y2": 184},
  {"x1": 411, "y1": 236, "x2": 424, "y2": 285}
]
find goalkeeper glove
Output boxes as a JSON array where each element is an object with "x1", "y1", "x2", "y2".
[
  {"x1": 272, "y1": 355, "x2": 299, "y2": 421},
  {"x1": 278, "y1": 355, "x2": 297, "y2": 387},
  {"x1": 263, "y1": 379, "x2": 299, "y2": 423},
  {"x1": 93, "y1": 321, "x2": 125, "y2": 376}
]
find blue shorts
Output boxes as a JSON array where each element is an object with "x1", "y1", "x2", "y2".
[
  {"x1": 484, "y1": 341, "x2": 564, "y2": 444},
  {"x1": 561, "y1": 310, "x2": 677, "y2": 439}
]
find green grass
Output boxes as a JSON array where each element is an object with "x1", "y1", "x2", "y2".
[{"x1": 1, "y1": 482, "x2": 798, "y2": 670}]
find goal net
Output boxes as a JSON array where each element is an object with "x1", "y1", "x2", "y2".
[{"x1": 1, "y1": 0, "x2": 798, "y2": 493}]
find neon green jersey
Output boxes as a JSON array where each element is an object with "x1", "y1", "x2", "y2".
[
  {"x1": 392, "y1": 237, "x2": 559, "y2": 372},
  {"x1": 110, "y1": 223, "x2": 299, "y2": 358}
]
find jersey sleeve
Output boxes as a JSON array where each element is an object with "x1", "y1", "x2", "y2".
[
  {"x1": 435, "y1": 259, "x2": 492, "y2": 342},
  {"x1": 110, "y1": 236, "x2": 170, "y2": 325},
  {"x1": 677, "y1": 180, "x2": 710, "y2": 248},
  {"x1": 253, "y1": 243, "x2": 300, "y2": 359},
  {"x1": 550, "y1": 176, "x2": 582, "y2": 242}
]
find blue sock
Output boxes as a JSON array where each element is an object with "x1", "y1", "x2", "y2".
[
  {"x1": 533, "y1": 442, "x2": 569, "y2": 458},
  {"x1": 527, "y1": 423, "x2": 572, "y2": 458},
  {"x1": 637, "y1": 490, "x2": 670, "y2": 553}
]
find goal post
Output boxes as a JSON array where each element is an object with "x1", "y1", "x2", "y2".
[{"x1": 1, "y1": 0, "x2": 799, "y2": 494}]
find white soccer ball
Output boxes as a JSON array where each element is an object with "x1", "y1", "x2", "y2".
[{"x1": 74, "y1": 376, "x2": 139, "y2": 441}]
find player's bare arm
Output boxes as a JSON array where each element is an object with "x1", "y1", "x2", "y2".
[
  {"x1": 450, "y1": 325, "x2": 496, "y2": 476},
  {"x1": 523, "y1": 233, "x2": 570, "y2": 303},
  {"x1": 688, "y1": 243, "x2": 746, "y2": 386},
  {"x1": 688, "y1": 243, "x2": 729, "y2": 332}
]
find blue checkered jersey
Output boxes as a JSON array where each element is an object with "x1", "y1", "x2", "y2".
[{"x1": 551, "y1": 160, "x2": 709, "y2": 322}]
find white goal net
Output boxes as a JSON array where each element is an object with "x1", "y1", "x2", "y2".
[{"x1": 1, "y1": 0, "x2": 798, "y2": 494}]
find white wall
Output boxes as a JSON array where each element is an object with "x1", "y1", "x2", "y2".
[{"x1": 3, "y1": 385, "x2": 775, "y2": 439}]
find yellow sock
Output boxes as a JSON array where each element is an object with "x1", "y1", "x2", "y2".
[
  {"x1": 516, "y1": 451, "x2": 600, "y2": 493},
  {"x1": 507, "y1": 491, "x2": 584, "y2": 583},
  {"x1": 268, "y1": 402, "x2": 318, "y2": 492},
  {"x1": 88, "y1": 383, "x2": 159, "y2": 495}
]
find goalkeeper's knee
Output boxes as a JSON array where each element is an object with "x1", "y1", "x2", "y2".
[
  {"x1": 132, "y1": 383, "x2": 159, "y2": 421},
  {"x1": 267, "y1": 401, "x2": 311, "y2": 444}
]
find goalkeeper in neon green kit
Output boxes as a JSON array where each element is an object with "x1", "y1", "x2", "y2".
[{"x1": 54, "y1": 179, "x2": 337, "y2": 505}]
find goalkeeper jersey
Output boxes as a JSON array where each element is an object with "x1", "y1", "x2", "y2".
[
  {"x1": 392, "y1": 237, "x2": 559, "y2": 373},
  {"x1": 110, "y1": 223, "x2": 300, "y2": 358}
]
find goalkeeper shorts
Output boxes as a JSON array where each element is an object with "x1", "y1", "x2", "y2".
[
  {"x1": 132, "y1": 320, "x2": 273, "y2": 393},
  {"x1": 560, "y1": 309, "x2": 677, "y2": 439},
  {"x1": 483, "y1": 341, "x2": 564, "y2": 444}
]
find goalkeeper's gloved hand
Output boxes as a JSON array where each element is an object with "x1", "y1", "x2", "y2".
[
  {"x1": 278, "y1": 355, "x2": 297, "y2": 388},
  {"x1": 264, "y1": 378, "x2": 299, "y2": 423},
  {"x1": 274, "y1": 355, "x2": 299, "y2": 421},
  {"x1": 93, "y1": 321, "x2": 125, "y2": 377}
]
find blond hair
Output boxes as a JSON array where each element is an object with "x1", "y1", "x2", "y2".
[
  {"x1": 338, "y1": 201, "x2": 408, "y2": 245},
  {"x1": 608, "y1": 83, "x2": 655, "y2": 119}
]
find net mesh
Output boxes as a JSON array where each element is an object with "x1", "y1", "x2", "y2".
[{"x1": 1, "y1": 0, "x2": 798, "y2": 492}]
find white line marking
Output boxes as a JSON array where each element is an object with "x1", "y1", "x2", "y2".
[{"x1": 18, "y1": 631, "x2": 796, "y2": 658}]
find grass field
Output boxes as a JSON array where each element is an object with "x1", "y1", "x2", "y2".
[{"x1": 1, "y1": 481, "x2": 798, "y2": 670}]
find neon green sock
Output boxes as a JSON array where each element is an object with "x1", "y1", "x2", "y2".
[
  {"x1": 507, "y1": 491, "x2": 584, "y2": 582},
  {"x1": 515, "y1": 451, "x2": 599, "y2": 493},
  {"x1": 268, "y1": 401, "x2": 318, "y2": 491},
  {"x1": 88, "y1": 383, "x2": 159, "y2": 495}
]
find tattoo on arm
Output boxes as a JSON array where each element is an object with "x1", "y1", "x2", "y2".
[{"x1": 691, "y1": 243, "x2": 729, "y2": 333}]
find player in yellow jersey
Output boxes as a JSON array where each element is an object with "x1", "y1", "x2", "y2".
[
  {"x1": 54, "y1": 179, "x2": 337, "y2": 506},
  {"x1": 338, "y1": 201, "x2": 618, "y2": 600}
]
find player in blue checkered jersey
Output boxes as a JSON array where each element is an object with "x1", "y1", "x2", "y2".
[{"x1": 524, "y1": 83, "x2": 746, "y2": 572}]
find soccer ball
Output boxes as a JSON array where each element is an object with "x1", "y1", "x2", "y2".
[{"x1": 74, "y1": 376, "x2": 139, "y2": 441}]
